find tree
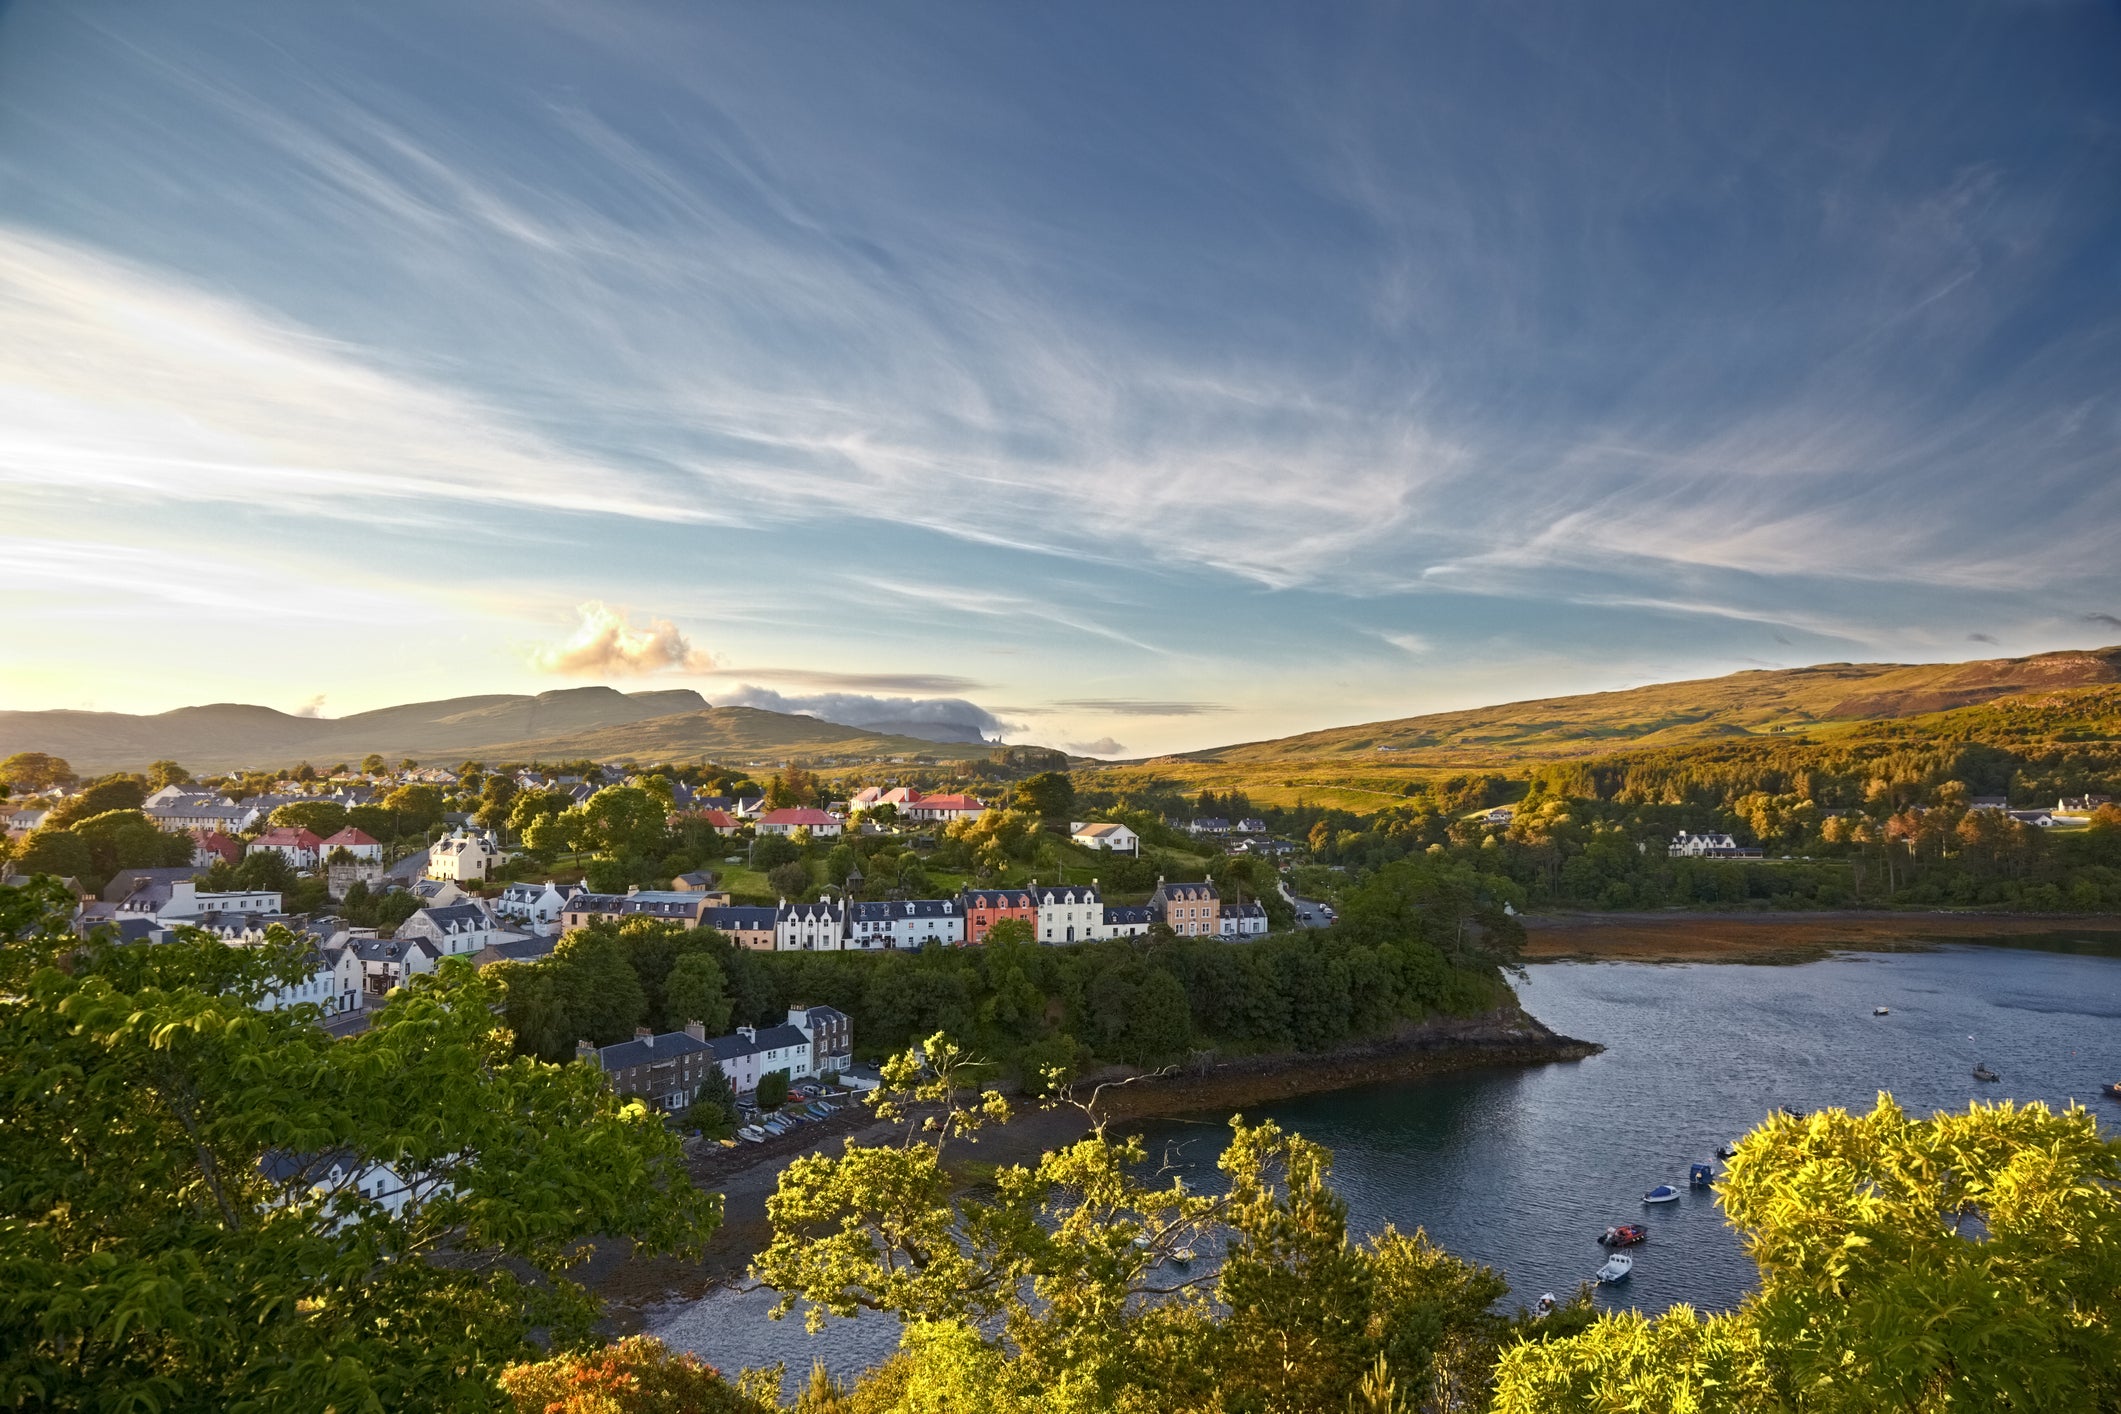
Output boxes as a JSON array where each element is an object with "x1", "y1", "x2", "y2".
[
  {"x1": 383, "y1": 783, "x2": 446, "y2": 835},
  {"x1": 272, "y1": 800, "x2": 350, "y2": 837},
  {"x1": 47, "y1": 776, "x2": 146, "y2": 830},
  {"x1": 565, "y1": 786, "x2": 670, "y2": 861},
  {"x1": 361, "y1": 753, "x2": 388, "y2": 776},
  {"x1": 0, "y1": 751, "x2": 74, "y2": 793},
  {"x1": 755, "y1": 1068, "x2": 790, "y2": 1110},
  {"x1": 1495, "y1": 1096, "x2": 2121, "y2": 1412},
  {"x1": 1017, "y1": 770, "x2": 1076, "y2": 822},
  {"x1": 10, "y1": 827, "x2": 91, "y2": 881},
  {"x1": 664, "y1": 950, "x2": 733, "y2": 1037},
  {"x1": 750, "y1": 833, "x2": 801, "y2": 871},
  {"x1": 147, "y1": 760, "x2": 191, "y2": 790},
  {"x1": 682, "y1": 1065, "x2": 742, "y2": 1140},
  {"x1": 0, "y1": 879, "x2": 716, "y2": 1412},
  {"x1": 767, "y1": 861, "x2": 812, "y2": 899},
  {"x1": 70, "y1": 809, "x2": 194, "y2": 883},
  {"x1": 497, "y1": 1336, "x2": 763, "y2": 1414}
]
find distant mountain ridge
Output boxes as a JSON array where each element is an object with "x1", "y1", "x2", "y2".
[
  {"x1": 1169, "y1": 646, "x2": 2121, "y2": 767},
  {"x1": 0, "y1": 687, "x2": 993, "y2": 774}
]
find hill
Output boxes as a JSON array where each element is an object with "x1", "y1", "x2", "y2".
[
  {"x1": 1082, "y1": 646, "x2": 2121, "y2": 810},
  {"x1": 0, "y1": 688, "x2": 993, "y2": 774},
  {"x1": 1183, "y1": 647, "x2": 2121, "y2": 765}
]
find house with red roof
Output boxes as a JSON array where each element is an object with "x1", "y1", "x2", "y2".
[
  {"x1": 320, "y1": 826, "x2": 383, "y2": 862},
  {"x1": 190, "y1": 829, "x2": 244, "y2": 869},
  {"x1": 755, "y1": 806, "x2": 843, "y2": 839},
  {"x1": 249, "y1": 826, "x2": 325, "y2": 869}
]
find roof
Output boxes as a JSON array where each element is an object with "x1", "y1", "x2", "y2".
[
  {"x1": 254, "y1": 827, "x2": 325, "y2": 848},
  {"x1": 414, "y1": 903, "x2": 489, "y2": 930},
  {"x1": 759, "y1": 807, "x2": 839, "y2": 826},
  {"x1": 321, "y1": 827, "x2": 379, "y2": 847},
  {"x1": 1028, "y1": 882, "x2": 1101, "y2": 904},
  {"x1": 1104, "y1": 904, "x2": 1155, "y2": 924},
  {"x1": 101, "y1": 866, "x2": 199, "y2": 903},
  {"x1": 476, "y1": 937, "x2": 557, "y2": 964},
  {"x1": 1150, "y1": 880, "x2": 1221, "y2": 904},
  {"x1": 705, "y1": 905, "x2": 778, "y2": 930},
  {"x1": 595, "y1": 1030, "x2": 710, "y2": 1072},
  {"x1": 1073, "y1": 822, "x2": 1131, "y2": 837},
  {"x1": 916, "y1": 793, "x2": 983, "y2": 810},
  {"x1": 704, "y1": 1023, "x2": 811, "y2": 1062},
  {"x1": 852, "y1": 898, "x2": 959, "y2": 921},
  {"x1": 960, "y1": 889, "x2": 1036, "y2": 909},
  {"x1": 778, "y1": 898, "x2": 847, "y2": 920}
]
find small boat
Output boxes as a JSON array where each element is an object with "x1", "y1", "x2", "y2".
[
  {"x1": 1643, "y1": 1184, "x2": 1680, "y2": 1204},
  {"x1": 1714, "y1": 1143, "x2": 1739, "y2": 1161},
  {"x1": 1873, "y1": 1006, "x2": 1890, "y2": 1016},
  {"x1": 2105, "y1": 1082, "x2": 2121, "y2": 1100},
  {"x1": 1598, "y1": 1223, "x2": 1648, "y2": 1247},
  {"x1": 1595, "y1": 1253, "x2": 1633, "y2": 1284},
  {"x1": 1535, "y1": 1293, "x2": 1557, "y2": 1316},
  {"x1": 1169, "y1": 1247, "x2": 1196, "y2": 1267},
  {"x1": 1689, "y1": 1163, "x2": 1715, "y2": 1187},
  {"x1": 1972, "y1": 1063, "x2": 2000, "y2": 1083}
]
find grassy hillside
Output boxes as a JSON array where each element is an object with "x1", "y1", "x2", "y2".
[
  {"x1": 1084, "y1": 647, "x2": 2121, "y2": 812},
  {"x1": 0, "y1": 688, "x2": 991, "y2": 774}
]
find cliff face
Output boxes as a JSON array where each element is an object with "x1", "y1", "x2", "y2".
[{"x1": 1084, "y1": 1005, "x2": 1599, "y2": 1120}]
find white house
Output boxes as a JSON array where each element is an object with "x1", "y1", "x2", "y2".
[
  {"x1": 496, "y1": 879, "x2": 572, "y2": 929},
  {"x1": 1029, "y1": 881, "x2": 1102, "y2": 945},
  {"x1": 248, "y1": 827, "x2": 324, "y2": 869},
  {"x1": 581, "y1": 1005, "x2": 853, "y2": 1109},
  {"x1": 319, "y1": 827, "x2": 383, "y2": 862},
  {"x1": 1100, "y1": 904, "x2": 1155, "y2": 938},
  {"x1": 756, "y1": 807, "x2": 844, "y2": 839},
  {"x1": 849, "y1": 898, "x2": 964, "y2": 949},
  {"x1": 256, "y1": 941, "x2": 364, "y2": 1015},
  {"x1": 354, "y1": 935, "x2": 440, "y2": 999},
  {"x1": 121, "y1": 880, "x2": 284, "y2": 920},
  {"x1": 775, "y1": 896, "x2": 849, "y2": 951},
  {"x1": 1219, "y1": 901, "x2": 1271, "y2": 938},
  {"x1": 1667, "y1": 831, "x2": 1758, "y2": 858},
  {"x1": 395, "y1": 902, "x2": 495, "y2": 958},
  {"x1": 427, "y1": 830, "x2": 500, "y2": 882},
  {"x1": 1070, "y1": 821, "x2": 1140, "y2": 854},
  {"x1": 259, "y1": 1149, "x2": 441, "y2": 1225}
]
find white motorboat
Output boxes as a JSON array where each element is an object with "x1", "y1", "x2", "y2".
[
  {"x1": 1873, "y1": 1006, "x2": 1890, "y2": 1016},
  {"x1": 1595, "y1": 1253, "x2": 1633, "y2": 1284},
  {"x1": 1643, "y1": 1184, "x2": 1680, "y2": 1204}
]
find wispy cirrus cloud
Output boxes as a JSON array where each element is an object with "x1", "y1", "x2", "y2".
[{"x1": 1055, "y1": 699, "x2": 1229, "y2": 717}]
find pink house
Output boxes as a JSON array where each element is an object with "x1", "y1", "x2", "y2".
[{"x1": 249, "y1": 826, "x2": 325, "y2": 869}]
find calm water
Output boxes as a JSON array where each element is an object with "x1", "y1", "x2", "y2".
[{"x1": 654, "y1": 945, "x2": 2121, "y2": 1382}]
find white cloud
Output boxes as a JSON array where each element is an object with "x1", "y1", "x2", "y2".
[
  {"x1": 715, "y1": 685, "x2": 1010, "y2": 740},
  {"x1": 532, "y1": 601, "x2": 716, "y2": 676},
  {"x1": 1064, "y1": 736, "x2": 1126, "y2": 757}
]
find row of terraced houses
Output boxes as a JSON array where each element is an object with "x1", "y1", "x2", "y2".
[{"x1": 558, "y1": 877, "x2": 1270, "y2": 951}]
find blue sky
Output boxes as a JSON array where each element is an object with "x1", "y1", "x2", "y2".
[{"x1": 2, "y1": 2, "x2": 2118, "y2": 757}]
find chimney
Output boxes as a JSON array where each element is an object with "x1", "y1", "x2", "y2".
[
  {"x1": 737, "y1": 1025, "x2": 755, "y2": 1042},
  {"x1": 635, "y1": 1026, "x2": 653, "y2": 1047},
  {"x1": 574, "y1": 1038, "x2": 597, "y2": 1064},
  {"x1": 685, "y1": 1019, "x2": 706, "y2": 1042},
  {"x1": 627, "y1": 884, "x2": 640, "y2": 896}
]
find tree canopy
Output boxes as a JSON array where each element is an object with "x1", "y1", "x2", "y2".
[{"x1": 0, "y1": 878, "x2": 716, "y2": 1412}]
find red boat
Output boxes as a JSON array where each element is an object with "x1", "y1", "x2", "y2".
[{"x1": 1598, "y1": 1223, "x2": 1649, "y2": 1247}]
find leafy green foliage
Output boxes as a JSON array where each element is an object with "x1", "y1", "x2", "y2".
[
  {"x1": 0, "y1": 878, "x2": 717, "y2": 1412},
  {"x1": 756, "y1": 1070, "x2": 791, "y2": 1110},
  {"x1": 1496, "y1": 1095, "x2": 2121, "y2": 1412}
]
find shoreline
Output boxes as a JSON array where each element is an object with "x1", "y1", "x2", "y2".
[
  {"x1": 589, "y1": 1007, "x2": 1597, "y2": 1323},
  {"x1": 1521, "y1": 909, "x2": 2121, "y2": 964}
]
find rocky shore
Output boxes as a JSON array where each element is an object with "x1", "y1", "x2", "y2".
[
  {"x1": 589, "y1": 1003, "x2": 1596, "y2": 1322},
  {"x1": 1521, "y1": 909, "x2": 2121, "y2": 965}
]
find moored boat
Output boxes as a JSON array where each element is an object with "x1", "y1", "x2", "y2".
[
  {"x1": 2106, "y1": 1082, "x2": 2121, "y2": 1100},
  {"x1": 1599, "y1": 1223, "x2": 1648, "y2": 1247},
  {"x1": 1873, "y1": 1006, "x2": 1890, "y2": 1015},
  {"x1": 1595, "y1": 1253, "x2": 1633, "y2": 1284},
  {"x1": 1643, "y1": 1184, "x2": 1680, "y2": 1204},
  {"x1": 1689, "y1": 1163, "x2": 1715, "y2": 1187},
  {"x1": 1972, "y1": 1063, "x2": 2000, "y2": 1083}
]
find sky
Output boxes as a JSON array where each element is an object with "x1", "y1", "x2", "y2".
[{"x1": 2, "y1": 2, "x2": 2119, "y2": 758}]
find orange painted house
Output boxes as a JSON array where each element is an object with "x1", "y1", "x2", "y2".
[{"x1": 958, "y1": 887, "x2": 1038, "y2": 945}]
